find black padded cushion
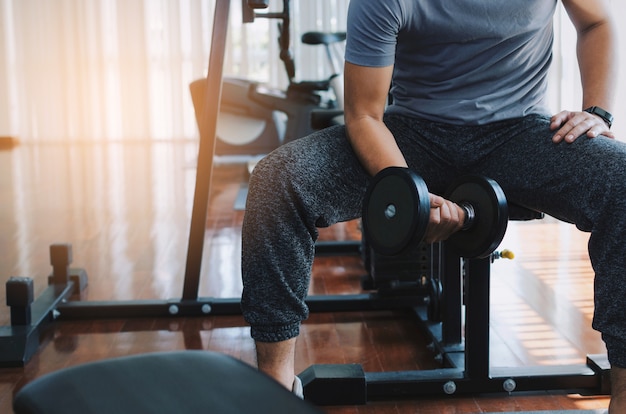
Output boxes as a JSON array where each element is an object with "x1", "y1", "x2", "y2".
[
  {"x1": 508, "y1": 203, "x2": 544, "y2": 221},
  {"x1": 14, "y1": 351, "x2": 322, "y2": 414}
]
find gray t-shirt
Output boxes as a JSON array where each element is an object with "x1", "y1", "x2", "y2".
[{"x1": 345, "y1": 0, "x2": 557, "y2": 125}]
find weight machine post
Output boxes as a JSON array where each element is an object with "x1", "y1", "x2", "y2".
[
  {"x1": 440, "y1": 243, "x2": 462, "y2": 345},
  {"x1": 464, "y1": 256, "x2": 491, "y2": 379},
  {"x1": 182, "y1": 0, "x2": 231, "y2": 300}
]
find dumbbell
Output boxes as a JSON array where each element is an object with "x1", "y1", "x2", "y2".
[{"x1": 362, "y1": 167, "x2": 508, "y2": 258}]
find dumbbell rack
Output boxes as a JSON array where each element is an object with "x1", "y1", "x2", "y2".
[{"x1": 300, "y1": 241, "x2": 611, "y2": 405}]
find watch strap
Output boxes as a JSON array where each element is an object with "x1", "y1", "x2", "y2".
[{"x1": 584, "y1": 106, "x2": 613, "y2": 129}]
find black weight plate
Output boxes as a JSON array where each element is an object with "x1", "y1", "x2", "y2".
[
  {"x1": 362, "y1": 167, "x2": 430, "y2": 256},
  {"x1": 444, "y1": 175, "x2": 508, "y2": 258}
]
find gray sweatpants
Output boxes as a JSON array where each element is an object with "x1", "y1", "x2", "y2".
[{"x1": 241, "y1": 114, "x2": 626, "y2": 368}]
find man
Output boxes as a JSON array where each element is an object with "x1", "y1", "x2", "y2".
[{"x1": 241, "y1": 0, "x2": 625, "y2": 411}]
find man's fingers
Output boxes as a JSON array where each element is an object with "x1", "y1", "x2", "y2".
[
  {"x1": 552, "y1": 110, "x2": 613, "y2": 143},
  {"x1": 424, "y1": 198, "x2": 465, "y2": 243}
]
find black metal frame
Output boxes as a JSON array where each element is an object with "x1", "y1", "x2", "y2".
[
  {"x1": 0, "y1": 0, "x2": 611, "y2": 407},
  {"x1": 300, "y1": 245, "x2": 611, "y2": 405}
]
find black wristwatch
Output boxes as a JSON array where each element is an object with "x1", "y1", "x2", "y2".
[{"x1": 584, "y1": 106, "x2": 613, "y2": 129}]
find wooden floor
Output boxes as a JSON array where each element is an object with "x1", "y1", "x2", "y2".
[{"x1": 0, "y1": 141, "x2": 611, "y2": 413}]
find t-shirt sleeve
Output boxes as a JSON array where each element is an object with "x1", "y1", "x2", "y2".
[{"x1": 344, "y1": 0, "x2": 403, "y2": 68}]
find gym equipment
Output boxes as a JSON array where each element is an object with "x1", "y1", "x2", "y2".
[
  {"x1": 362, "y1": 167, "x2": 508, "y2": 258},
  {"x1": 362, "y1": 167, "x2": 431, "y2": 257},
  {"x1": 301, "y1": 225, "x2": 611, "y2": 406},
  {"x1": 242, "y1": 0, "x2": 346, "y2": 144},
  {"x1": 445, "y1": 174, "x2": 508, "y2": 258},
  {"x1": 191, "y1": 0, "x2": 346, "y2": 156},
  {"x1": 13, "y1": 351, "x2": 322, "y2": 414},
  {"x1": 190, "y1": 77, "x2": 281, "y2": 156}
]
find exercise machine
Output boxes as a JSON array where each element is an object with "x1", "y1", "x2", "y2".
[
  {"x1": 300, "y1": 167, "x2": 611, "y2": 405},
  {"x1": 242, "y1": 0, "x2": 345, "y2": 143},
  {"x1": 190, "y1": 0, "x2": 345, "y2": 156}
]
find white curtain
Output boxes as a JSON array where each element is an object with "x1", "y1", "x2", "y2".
[
  {"x1": 0, "y1": 0, "x2": 623, "y2": 142},
  {"x1": 1, "y1": 0, "x2": 218, "y2": 141}
]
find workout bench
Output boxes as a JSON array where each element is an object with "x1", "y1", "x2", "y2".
[{"x1": 299, "y1": 200, "x2": 612, "y2": 406}]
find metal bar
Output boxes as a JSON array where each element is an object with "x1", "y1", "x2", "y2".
[
  {"x1": 464, "y1": 257, "x2": 491, "y2": 379},
  {"x1": 53, "y1": 293, "x2": 426, "y2": 320},
  {"x1": 314, "y1": 240, "x2": 361, "y2": 256},
  {"x1": 441, "y1": 243, "x2": 462, "y2": 344},
  {"x1": 56, "y1": 298, "x2": 242, "y2": 319},
  {"x1": 365, "y1": 365, "x2": 601, "y2": 400},
  {"x1": 0, "y1": 283, "x2": 75, "y2": 367},
  {"x1": 306, "y1": 294, "x2": 424, "y2": 313},
  {"x1": 303, "y1": 360, "x2": 604, "y2": 405},
  {"x1": 183, "y1": 0, "x2": 232, "y2": 300}
]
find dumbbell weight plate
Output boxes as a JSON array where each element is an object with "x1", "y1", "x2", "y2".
[
  {"x1": 362, "y1": 167, "x2": 430, "y2": 256},
  {"x1": 444, "y1": 175, "x2": 508, "y2": 258}
]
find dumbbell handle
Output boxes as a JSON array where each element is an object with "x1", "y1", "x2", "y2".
[
  {"x1": 458, "y1": 201, "x2": 475, "y2": 231},
  {"x1": 363, "y1": 167, "x2": 507, "y2": 258}
]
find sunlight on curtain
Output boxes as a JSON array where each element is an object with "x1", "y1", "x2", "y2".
[
  {"x1": 0, "y1": 0, "x2": 623, "y2": 142},
  {"x1": 0, "y1": 0, "x2": 217, "y2": 141}
]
